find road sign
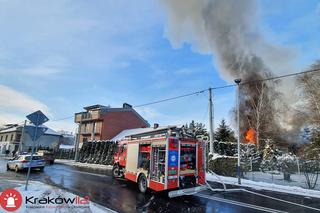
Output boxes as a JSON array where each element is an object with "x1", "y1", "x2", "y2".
[
  {"x1": 25, "y1": 126, "x2": 48, "y2": 141},
  {"x1": 26, "y1": 110, "x2": 49, "y2": 126},
  {"x1": 25, "y1": 110, "x2": 49, "y2": 191}
]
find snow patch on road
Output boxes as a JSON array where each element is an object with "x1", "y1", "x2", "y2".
[{"x1": 55, "y1": 159, "x2": 113, "y2": 170}]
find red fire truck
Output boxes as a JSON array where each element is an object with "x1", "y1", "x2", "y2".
[{"x1": 112, "y1": 126, "x2": 206, "y2": 193}]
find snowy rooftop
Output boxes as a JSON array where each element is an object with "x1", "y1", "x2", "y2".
[
  {"x1": 111, "y1": 125, "x2": 181, "y2": 141},
  {"x1": 0, "y1": 124, "x2": 61, "y2": 136}
]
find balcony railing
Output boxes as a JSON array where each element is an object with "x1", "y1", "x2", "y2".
[
  {"x1": 80, "y1": 130, "x2": 101, "y2": 135},
  {"x1": 75, "y1": 111, "x2": 101, "y2": 123}
]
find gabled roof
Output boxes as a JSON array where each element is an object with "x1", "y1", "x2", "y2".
[
  {"x1": 0, "y1": 124, "x2": 61, "y2": 136},
  {"x1": 0, "y1": 126, "x2": 20, "y2": 133},
  {"x1": 0, "y1": 124, "x2": 19, "y2": 131}
]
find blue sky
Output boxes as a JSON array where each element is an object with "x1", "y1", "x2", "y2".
[{"x1": 0, "y1": 0, "x2": 319, "y2": 133}]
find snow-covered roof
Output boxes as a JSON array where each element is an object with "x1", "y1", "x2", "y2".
[
  {"x1": 111, "y1": 125, "x2": 180, "y2": 141},
  {"x1": 0, "y1": 124, "x2": 62, "y2": 136},
  {"x1": 25, "y1": 124, "x2": 62, "y2": 136},
  {"x1": 0, "y1": 126, "x2": 18, "y2": 133},
  {"x1": 42, "y1": 126, "x2": 61, "y2": 136},
  {"x1": 112, "y1": 128, "x2": 154, "y2": 141}
]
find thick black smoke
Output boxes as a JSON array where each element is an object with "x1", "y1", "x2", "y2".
[
  {"x1": 162, "y1": 0, "x2": 297, "y2": 146},
  {"x1": 162, "y1": 0, "x2": 295, "y2": 80}
]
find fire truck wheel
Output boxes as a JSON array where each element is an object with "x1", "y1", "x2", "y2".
[
  {"x1": 112, "y1": 165, "x2": 120, "y2": 178},
  {"x1": 138, "y1": 174, "x2": 147, "y2": 193}
]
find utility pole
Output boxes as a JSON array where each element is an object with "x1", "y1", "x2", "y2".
[
  {"x1": 25, "y1": 121, "x2": 39, "y2": 190},
  {"x1": 74, "y1": 121, "x2": 81, "y2": 162},
  {"x1": 91, "y1": 122, "x2": 95, "y2": 141},
  {"x1": 235, "y1": 79, "x2": 242, "y2": 185},
  {"x1": 24, "y1": 110, "x2": 48, "y2": 191},
  {"x1": 208, "y1": 87, "x2": 214, "y2": 154},
  {"x1": 19, "y1": 120, "x2": 27, "y2": 153}
]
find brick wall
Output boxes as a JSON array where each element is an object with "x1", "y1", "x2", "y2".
[{"x1": 100, "y1": 111, "x2": 148, "y2": 140}]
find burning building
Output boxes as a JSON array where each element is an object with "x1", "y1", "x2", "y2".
[{"x1": 245, "y1": 128, "x2": 256, "y2": 144}]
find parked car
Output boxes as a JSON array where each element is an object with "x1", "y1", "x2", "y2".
[
  {"x1": 37, "y1": 150, "x2": 55, "y2": 165},
  {"x1": 7, "y1": 154, "x2": 46, "y2": 172}
]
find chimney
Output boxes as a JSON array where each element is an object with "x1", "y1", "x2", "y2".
[
  {"x1": 123, "y1": 103, "x2": 132, "y2": 108},
  {"x1": 153, "y1": 123, "x2": 159, "y2": 129}
]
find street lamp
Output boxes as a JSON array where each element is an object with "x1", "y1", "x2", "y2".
[{"x1": 234, "y1": 78, "x2": 241, "y2": 185}]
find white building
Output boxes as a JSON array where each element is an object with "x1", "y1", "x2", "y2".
[{"x1": 0, "y1": 124, "x2": 62, "y2": 154}]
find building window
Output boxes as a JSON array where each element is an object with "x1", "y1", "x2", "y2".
[
  {"x1": 10, "y1": 134, "x2": 14, "y2": 141},
  {"x1": 16, "y1": 134, "x2": 21, "y2": 142},
  {"x1": 5, "y1": 135, "x2": 8, "y2": 141},
  {"x1": 0, "y1": 135, "x2": 2, "y2": 141},
  {"x1": 82, "y1": 123, "x2": 87, "y2": 133}
]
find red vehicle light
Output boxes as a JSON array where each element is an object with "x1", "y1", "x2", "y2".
[{"x1": 21, "y1": 160, "x2": 29, "y2": 163}]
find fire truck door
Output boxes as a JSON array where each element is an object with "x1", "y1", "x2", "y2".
[{"x1": 125, "y1": 143, "x2": 139, "y2": 175}]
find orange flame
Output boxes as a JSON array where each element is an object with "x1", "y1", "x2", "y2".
[{"x1": 245, "y1": 128, "x2": 256, "y2": 144}]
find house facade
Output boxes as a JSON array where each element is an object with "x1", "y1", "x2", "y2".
[
  {"x1": 0, "y1": 124, "x2": 21, "y2": 154},
  {"x1": 0, "y1": 124, "x2": 62, "y2": 154},
  {"x1": 74, "y1": 103, "x2": 149, "y2": 144}
]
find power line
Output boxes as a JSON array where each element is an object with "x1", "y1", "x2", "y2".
[
  {"x1": 3, "y1": 67, "x2": 317, "y2": 128},
  {"x1": 241, "y1": 67, "x2": 320, "y2": 85},
  {"x1": 46, "y1": 68, "x2": 320, "y2": 119},
  {"x1": 133, "y1": 67, "x2": 320, "y2": 108},
  {"x1": 37, "y1": 67, "x2": 320, "y2": 120},
  {"x1": 133, "y1": 89, "x2": 207, "y2": 108},
  {"x1": 212, "y1": 84, "x2": 236, "y2": 89},
  {"x1": 133, "y1": 84, "x2": 236, "y2": 108}
]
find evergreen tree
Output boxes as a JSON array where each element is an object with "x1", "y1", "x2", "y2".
[
  {"x1": 260, "y1": 139, "x2": 280, "y2": 172},
  {"x1": 214, "y1": 119, "x2": 236, "y2": 142},
  {"x1": 182, "y1": 120, "x2": 208, "y2": 139},
  {"x1": 303, "y1": 127, "x2": 320, "y2": 159},
  {"x1": 301, "y1": 127, "x2": 320, "y2": 189}
]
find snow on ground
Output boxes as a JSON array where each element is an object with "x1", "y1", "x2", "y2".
[
  {"x1": 59, "y1": 144, "x2": 75, "y2": 149},
  {"x1": 55, "y1": 159, "x2": 320, "y2": 199},
  {"x1": 244, "y1": 171, "x2": 320, "y2": 191},
  {"x1": 8, "y1": 180, "x2": 116, "y2": 213},
  {"x1": 55, "y1": 159, "x2": 113, "y2": 171},
  {"x1": 210, "y1": 153, "x2": 237, "y2": 161},
  {"x1": 206, "y1": 173, "x2": 320, "y2": 199}
]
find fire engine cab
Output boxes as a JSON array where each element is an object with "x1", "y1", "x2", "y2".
[{"x1": 112, "y1": 126, "x2": 206, "y2": 193}]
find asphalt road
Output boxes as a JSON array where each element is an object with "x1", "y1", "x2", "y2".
[{"x1": 1, "y1": 158, "x2": 320, "y2": 213}]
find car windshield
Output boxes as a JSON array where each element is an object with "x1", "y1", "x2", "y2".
[{"x1": 24, "y1": 156, "x2": 43, "y2": 160}]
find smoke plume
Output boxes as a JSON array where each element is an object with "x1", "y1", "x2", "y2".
[
  {"x1": 162, "y1": 0, "x2": 300, "y2": 146},
  {"x1": 162, "y1": 0, "x2": 295, "y2": 81}
]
